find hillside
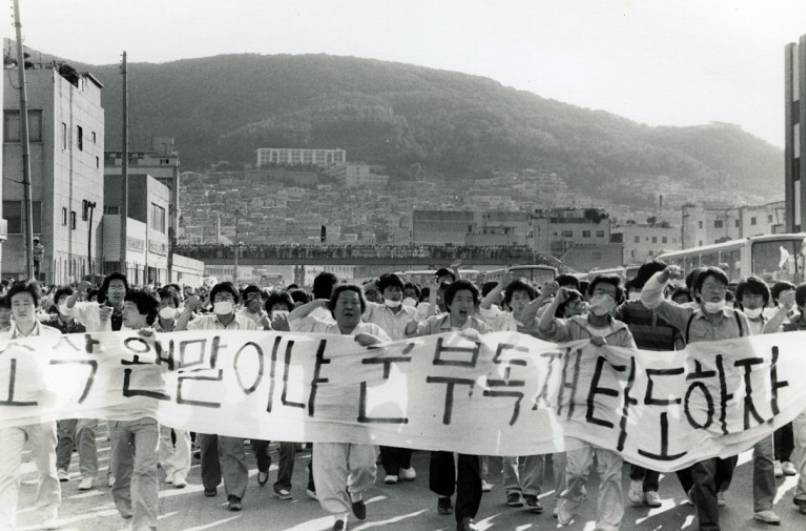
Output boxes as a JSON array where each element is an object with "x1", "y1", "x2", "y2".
[{"x1": 12, "y1": 43, "x2": 783, "y2": 205}]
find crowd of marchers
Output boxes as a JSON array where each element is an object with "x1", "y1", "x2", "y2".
[{"x1": 0, "y1": 260, "x2": 805, "y2": 531}]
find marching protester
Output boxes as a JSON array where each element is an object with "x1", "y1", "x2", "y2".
[
  {"x1": 538, "y1": 275, "x2": 636, "y2": 531},
  {"x1": 0, "y1": 282, "x2": 62, "y2": 530},
  {"x1": 289, "y1": 284, "x2": 390, "y2": 531},
  {"x1": 108, "y1": 290, "x2": 163, "y2": 531},
  {"x1": 176, "y1": 282, "x2": 258, "y2": 511},
  {"x1": 406, "y1": 279, "x2": 491, "y2": 531},
  {"x1": 641, "y1": 265, "x2": 780, "y2": 528}
]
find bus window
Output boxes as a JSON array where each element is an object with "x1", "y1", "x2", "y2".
[
  {"x1": 701, "y1": 252, "x2": 719, "y2": 267},
  {"x1": 751, "y1": 240, "x2": 804, "y2": 284},
  {"x1": 719, "y1": 248, "x2": 742, "y2": 282}
]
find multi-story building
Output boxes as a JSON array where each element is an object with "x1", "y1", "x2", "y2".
[
  {"x1": 532, "y1": 208, "x2": 611, "y2": 257},
  {"x1": 256, "y1": 147, "x2": 346, "y2": 168},
  {"x1": 102, "y1": 174, "x2": 170, "y2": 284},
  {"x1": 613, "y1": 223, "x2": 681, "y2": 264},
  {"x1": 412, "y1": 210, "x2": 475, "y2": 244},
  {"x1": 681, "y1": 201, "x2": 785, "y2": 248},
  {"x1": 785, "y1": 34, "x2": 806, "y2": 231},
  {"x1": 105, "y1": 137, "x2": 181, "y2": 274},
  {"x1": 2, "y1": 64, "x2": 104, "y2": 283}
]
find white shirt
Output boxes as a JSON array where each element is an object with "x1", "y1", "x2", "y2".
[
  {"x1": 1, "y1": 320, "x2": 61, "y2": 340},
  {"x1": 63, "y1": 301, "x2": 114, "y2": 332},
  {"x1": 363, "y1": 302, "x2": 416, "y2": 340},
  {"x1": 290, "y1": 306, "x2": 336, "y2": 333},
  {"x1": 305, "y1": 318, "x2": 391, "y2": 341},
  {"x1": 187, "y1": 313, "x2": 258, "y2": 331},
  {"x1": 477, "y1": 305, "x2": 518, "y2": 332}
]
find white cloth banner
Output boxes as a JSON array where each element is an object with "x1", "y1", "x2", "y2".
[{"x1": 1, "y1": 329, "x2": 805, "y2": 472}]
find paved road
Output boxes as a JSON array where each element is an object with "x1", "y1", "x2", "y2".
[{"x1": 15, "y1": 431, "x2": 806, "y2": 530}]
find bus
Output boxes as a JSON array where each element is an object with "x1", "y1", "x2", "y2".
[
  {"x1": 483, "y1": 265, "x2": 558, "y2": 285},
  {"x1": 656, "y1": 233, "x2": 806, "y2": 284},
  {"x1": 585, "y1": 265, "x2": 642, "y2": 284}
]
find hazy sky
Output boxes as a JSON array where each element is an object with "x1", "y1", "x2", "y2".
[{"x1": 8, "y1": 0, "x2": 805, "y2": 147}]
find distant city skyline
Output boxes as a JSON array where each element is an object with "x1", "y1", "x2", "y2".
[{"x1": 6, "y1": 0, "x2": 805, "y2": 147}]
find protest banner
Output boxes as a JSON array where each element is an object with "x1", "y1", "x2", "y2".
[{"x1": 1, "y1": 329, "x2": 805, "y2": 472}]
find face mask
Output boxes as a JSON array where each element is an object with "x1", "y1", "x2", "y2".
[
  {"x1": 58, "y1": 304, "x2": 70, "y2": 317},
  {"x1": 703, "y1": 300, "x2": 726, "y2": 314},
  {"x1": 402, "y1": 297, "x2": 417, "y2": 307},
  {"x1": 213, "y1": 301, "x2": 234, "y2": 316},
  {"x1": 743, "y1": 307, "x2": 763, "y2": 319},
  {"x1": 159, "y1": 307, "x2": 178, "y2": 320},
  {"x1": 588, "y1": 294, "x2": 616, "y2": 317},
  {"x1": 384, "y1": 299, "x2": 402, "y2": 309},
  {"x1": 627, "y1": 291, "x2": 640, "y2": 302}
]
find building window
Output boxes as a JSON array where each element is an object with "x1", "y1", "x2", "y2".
[
  {"x1": 62, "y1": 207, "x2": 67, "y2": 226},
  {"x1": 151, "y1": 203, "x2": 166, "y2": 233},
  {"x1": 714, "y1": 220, "x2": 723, "y2": 228},
  {"x1": 634, "y1": 236, "x2": 640, "y2": 243},
  {"x1": 698, "y1": 221, "x2": 703, "y2": 229},
  {"x1": 751, "y1": 217, "x2": 757, "y2": 225},
  {"x1": 77, "y1": 125, "x2": 83, "y2": 151},
  {"x1": 699, "y1": 240, "x2": 703, "y2": 246},
  {"x1": 662, "y1": 236, "x2": 668, "y2": 244},
  {"x1": 735, "y1": 219, "x2": 740, "y2": 227},
  {"x1": 631, "y1": 249, "x2": 636, "y2": 258},
  {"x1": 70, "y1": 211, "x2": 77, "y2": 230},
  {"x1": 61, "y1": 122, "x2": 67, "y2": 150},
  {"x1": 3, "y1": 200, "x2": 42, "y2": 233},
  {"x1": 96, "y1": 156, "x2": 100, "y2": 168},
  {"x1": 3, "y1": 110, "x2": 43, "y2": 142},
  {"x1": 104, "y1": 205, "x2": 119, "y2": 215},
  {"x1": 92, "y1": 131, "x2": 97, "y2": 144},
  {"x1": 596, "y1": 230, "x2": 605, "y2": 237},
  {"x1": 768, "y1": 214, "x2": 773, "y2": 223},
  {"x1": 561, "y1": 230, "x2": 573, "y2": 238},
  {"x1": 582, "y1": 230, "x2": 591, "y2": 238},
  {"x1": 652, "y1": 236, "x2": 658, "y2": 243}
]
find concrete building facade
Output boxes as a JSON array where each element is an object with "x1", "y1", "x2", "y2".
[
  {"x1": 613, "y1": 223, "x2": 681, "y2": 264},
  {"x1": 785, "y1": 34, "x2": 806, "y2": 231},
  {"x1": 256, "y1": 147, "x2": 346, "y2": 168},
  {"x1": 2, "y1": 66, "x2": 104, "y2": 283},
  {"x1": 681, "y1": 201, "x2": 785, "y2": 249},
  {"x1": 102, "y1": 174, "x2": 170, "y2": 284}
]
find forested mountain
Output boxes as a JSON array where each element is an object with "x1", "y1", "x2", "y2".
[{"x1": 12, "y1": 43, "x2": 782, "y2": 204}]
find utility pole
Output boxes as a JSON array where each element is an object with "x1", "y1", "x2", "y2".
[
  {"x1": 86, "y1": 201, "x2": 96, "y2": 277},
  {"x1": 119, "y1": 51, "x2": 128, "y2": 274},
  {"x1": 12, "y1": 0, "x2": 34, "y2": 280}
]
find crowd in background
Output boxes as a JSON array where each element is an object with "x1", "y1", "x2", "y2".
[{"x1": 1, "y1": 261, "x2": 806, "y2": 531}]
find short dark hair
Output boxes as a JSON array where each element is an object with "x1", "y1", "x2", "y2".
[
  {"x1": 0, "y1": 295, "x2": 9, "y2": 309},
  {"x1": 685, "y1": 267, "x2": 706, "y2": 292},
  {"x1": 631, "y1": 260, "x2": 667, "y2": 290},
  {"x1": 7, "y1": 281, "x2": 40, "y2": 307},
  {"x1": 313, "y1": 272, "x2": 339, "y2": 299},
  {"x1": 693, "y1": 267, "x2": 729, "y2": 295},
  {"x1": 555, "y1": 289, "x2": 583, "y2": 318},
  {"x1": 444, "y1": 279, "x2": 480, "y2": 308},
  {"x1": 328, "y1": 284, "x2": 367, "y2": 316},
  {"x1": 54, "y1": 286, "x2": 74, "y2": 304},
  {"x1": 156, "y1": 287, "x2": 180, "y2": 308},
  {"x1": 377, "y1": 273, "x2": 404, "y2": 292},
  {"x1": 242, "y1": 284, "x2": 262, "y2": 300},
  {"x1": 124, "y1": 290, "x2": 159, "y2": 325},
  {"x1": 265, "y1": 290, "x2": 294, "y2": 314},
  {"x1": 210, "y1": 282, "x2": 240, "y2": 304},
  {"x1": 403, "y1": 282, "x2": 421, "y2": 300},
  {"x1": 796, "y1": 283, "x2": 806, "y2": 309},
  {"x1": 671, "y1": 286, "x2": 693, "y2": 303},
  {"x1": 435, "y1": 268, "x2": 456, "y2": 282},
  {"x1": 503, "y1": 280, "x2": 536, "y2": 306},
  {"x1": 86, "y1": 288, "x2": 99, "y2": 301},
  {"x1": 98, "y1": 272, "x2": 129, "y2": 303},
  {"x1": 771, "y1": 281, "x2": 797, "y2": 304},
  {"x1": 556, "y1": 274, "x2": 580, "y2": 290},
  {"x1": 480, "y1": 281, "x2": 498, "y2": 297},
  {"x1": 587, "y1": 275, "x2": 624, "y2": 304},
  {"x1": 289, "y1": 288, "x2": 311, "y2": 305},
  {"x1": 735, "y1": 275, "x2": 771, "y2": 307}
]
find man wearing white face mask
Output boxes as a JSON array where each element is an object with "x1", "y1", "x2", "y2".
[
  {"x1": 641, "y1": 266, "x2": 779, "y2": 529},
  {"x1": 176, "y1": 282, "x2": 257, "y2": 512},
  {"x1": 538, "y1": 275, "x2": 635, "y2": 530},
  {"x1": 362, "y1": 273, "x2": 417, "y2": 485}
]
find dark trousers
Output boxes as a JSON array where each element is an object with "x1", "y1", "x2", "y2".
[
  {"x1": 774, "y1": 423, "x2": 794, "y2": 462},
  {"x1": 251, "y1": 440, "x2": 296, "y2": 490},
  {"x1": 380, "y1": 446, "x2": 412, "y2": 475},
  {"x1": 429, "y1": 451, "x2": 482, "y2": 524},
  {"x1": 629, "y1": 465, "x2": 660, "y2": 492},
  {"x1": 199, "y1": 433, "x2": 221, "y2": 491},
  {"x1": 677, "y1": 456, "x2": 737, "y2": 531}
]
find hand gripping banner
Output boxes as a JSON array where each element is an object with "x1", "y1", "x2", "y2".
[{"x1": 1, "y1": 329, "x2": 804, "y2": 472}]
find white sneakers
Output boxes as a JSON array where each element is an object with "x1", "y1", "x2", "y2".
[
  {"x1": 627, "y1": 479, "x2": 644, "y2": 506},
  {"x1": 78, "y1": 477, "x2": 95, "y2": 491},
  {"x1": 774, "y1": 460, "x2": 783, "y2": 478},
  {"x1": 782, "y1": 461, "x2": 797, "y2": 476},
  {"x1": 57, "y1": 469, "x2": 70, "y2": 482},
  {"x1": 644, "y1": 490, "x2": 662, "y2": 508},
  {"x1": 384, "y1": 474, "x2": 398, "y2": 484},
  {"x1": 481, "y1": 479, "x2": 493, "y2": 492},
  {"x1": 399, "y1": 467, "x2": 416, "y2": 481},
  {"x1": 753, "y1": 510, "x2": 781, "y2": 525}
]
